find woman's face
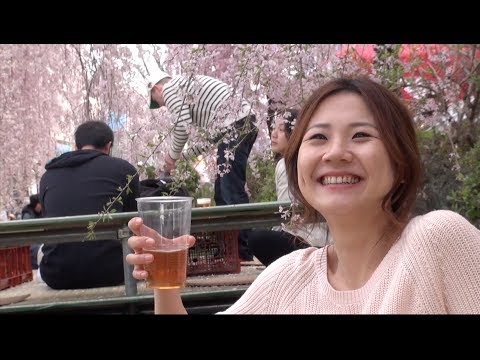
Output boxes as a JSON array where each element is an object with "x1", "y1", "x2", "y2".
[
  {"x1": 297, "y1": 92, "x2": 395, "y2": 218},
  {"x1": 271, "y1": 116, "x2": 289, "y2": 156}
]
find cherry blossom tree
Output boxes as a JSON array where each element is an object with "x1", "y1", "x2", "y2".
[{"x1": 1, "y1": 44, "x2": 478, "y2": 222}]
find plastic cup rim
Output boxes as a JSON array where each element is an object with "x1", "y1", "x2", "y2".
[{"x1": 136, "y1": 196, "x2": 193, "y2": 203}]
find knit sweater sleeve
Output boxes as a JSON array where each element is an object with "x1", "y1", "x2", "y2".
[
  {"x1": 219, "y1": 248, "x2": 322, "y2": 314},
  {"x1": 218, "y1": 264, "x2": 280, "y2": 314},
  {"x1": 219, "y1": 249, "x2": 315, "y2": 314},
  {"x1": 424, "y1": 210, "x2": 480, "y2": 313}
]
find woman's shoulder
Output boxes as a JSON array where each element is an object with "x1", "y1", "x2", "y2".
[
  {"x1": 411, "y1": 209, "x2": 475, "y2": 229},
  {"x1": 407, "y1": 210, "x2": 480, "y2": 247},
  {"x1": 276, "y1": 158, "x2": 285, "y2": 166},
  {"x1": 275, "y1": 158, "x2": 286, "y2": 173}
]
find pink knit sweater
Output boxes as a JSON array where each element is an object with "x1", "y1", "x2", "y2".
[{"x1": 222, "y1": 210, "x2": 480, "y2": 314}]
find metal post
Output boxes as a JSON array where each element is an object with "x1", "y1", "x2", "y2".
[{"x1": 119, "y1": 226, "x2": 137, "y2": 297}]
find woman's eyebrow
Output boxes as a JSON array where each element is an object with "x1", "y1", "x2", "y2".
[{"x1": 306, "y1": 121, "x2": 377, "y2": 131}]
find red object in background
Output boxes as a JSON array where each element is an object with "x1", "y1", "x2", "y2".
[
  {"x1": 339, "y1": 44, "x2": 478, "y2": 101},
  {"x1": 187, "y1": 230, "x2": 241, "y2": 276},
  {"x1": 339, "y1": 44, "x2": 444, "y2": 78},
  {"x1": 0, "y1": 246, "x2": 33, "y2": 290}
]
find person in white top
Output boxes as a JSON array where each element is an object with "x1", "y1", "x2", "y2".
[
  {"x1": 127, "y1": 76, "x2": 480, "y2": 314},
  {"x1": 148, "y1": 71, "x2": 258, "y2": 261},
  {"x1": 248, "y1": 108, "x2": 330, "y2": 266}
]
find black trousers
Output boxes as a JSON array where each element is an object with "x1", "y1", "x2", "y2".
[
  {"x1": 214, "y1": 115, "x2": 258, "y2": 261},
  {"x1": 30, "y1": 244, "x2": 41, "y2": 269},
  {"x1": 248, "y1": 229, "x2": 310, "y2": 266}
]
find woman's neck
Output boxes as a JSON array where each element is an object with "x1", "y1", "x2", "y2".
[{"x1": 325, "y1": 212, "x2": 397, "y2": 290}]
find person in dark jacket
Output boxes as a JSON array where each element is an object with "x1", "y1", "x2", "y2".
[
  {"x1": 38, "y1": 120, "x2": 140, "y2": 289},
  {"x1": 21, "y1": 194, "x2": 44, "y2": 269},
  {"x1": 21, "y1": 194, "x2": 43, "y2": 220}
]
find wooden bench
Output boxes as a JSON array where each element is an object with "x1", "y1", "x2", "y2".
[{"x1": 0, "y1": 201, "x2": 289, "y2": 314}]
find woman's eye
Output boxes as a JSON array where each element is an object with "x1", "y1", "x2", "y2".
[
  {"x1": 353, "y1": 132, "x2": 370, "y2": 139},
  {"x1": 306, "y1": 133, "x2": 327, "y2": 141}
]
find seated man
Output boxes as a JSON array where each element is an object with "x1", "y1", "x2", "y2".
[{"x1": 38, "y1": 120, "x2": 139, "y2": 289}]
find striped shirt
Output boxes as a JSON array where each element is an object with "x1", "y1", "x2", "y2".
[{"x1": 163, "y1": 75, "x2": 253, "y2": 160}]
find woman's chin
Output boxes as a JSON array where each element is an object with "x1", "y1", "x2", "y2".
[{"x1": 315, "y1": 202, "x2": 358, "y2": 218}]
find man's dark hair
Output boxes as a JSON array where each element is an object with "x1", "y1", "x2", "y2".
[
  {"x1": 75, "y1": 121, "x2": 114, "y2": 149},
  {"x1": 29, "y1": 194, "x2": 40, "y2": 207}
]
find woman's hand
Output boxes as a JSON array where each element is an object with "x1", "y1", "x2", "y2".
[
  {"x1": 164, "y1": 153, "x2": 177, "y2": 173},
  {"x1": 125, "y1": 217, "x2": 196, "y2": 280}
]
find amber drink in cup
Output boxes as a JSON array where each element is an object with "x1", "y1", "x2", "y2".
[{"x1": 136, "y1": 196, "x2": 192, "y2": 289}]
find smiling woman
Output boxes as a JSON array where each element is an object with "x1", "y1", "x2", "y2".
[
  {"x1": 296, "y1": 92, "x2": 396, "y2": 224},
  {"x1": 286, "y1": 77, "x2": 420, "y2": 231},
  {"x1": 126, "y1": 76, "x2": 480, "y2": 314}
]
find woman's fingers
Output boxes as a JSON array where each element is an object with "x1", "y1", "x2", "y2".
[
  {"x1": 132, "y1": 268, "x2": 149, "y2": 280},
  {"x1": 126, "y1": 252, "x2": 154, "y2": 265},
  {"x1": 126, "y1": 252, "x2": 154, "y2": 280},
  {"x1": 128, "y1": 235, "x2": 155, "y2": 251},
  {"x1": 128, "y1": 217, "x2": 143, "y2": 235},
  {"x1": 127, "y1": 233, "x2": 196, "y2": 281},
  {"x1": 185, "y1": 235, "x2": 196, "y2": 248}
]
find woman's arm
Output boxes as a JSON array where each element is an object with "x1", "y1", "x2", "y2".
[{"x1": 126, "y1": 217, "x2": 194, "y2": 314}]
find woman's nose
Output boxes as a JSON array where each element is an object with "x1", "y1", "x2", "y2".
[{"x1": 322, "y1": 140, "x2": 352, "y2": 162}]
